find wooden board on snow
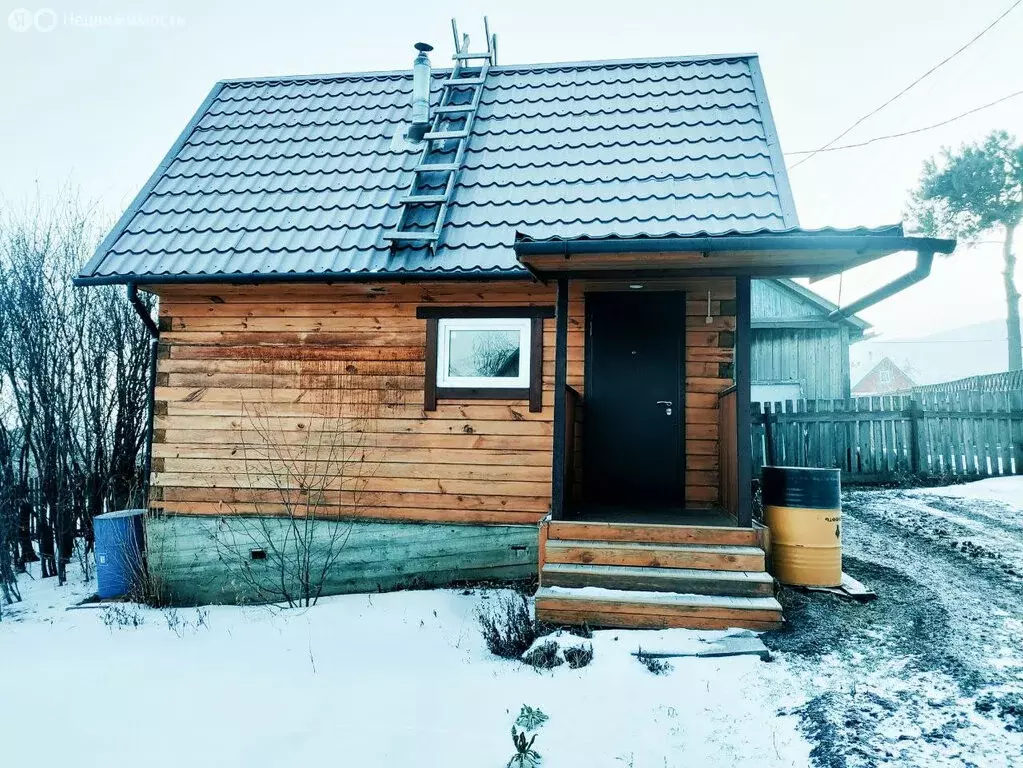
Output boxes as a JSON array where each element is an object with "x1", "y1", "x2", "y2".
[
  {"x1": 805, "y1": 572, "x2": 877, "y2": 602},
  {"x1": 631, "y1": 634, "x2": 772, "y2": 661}
]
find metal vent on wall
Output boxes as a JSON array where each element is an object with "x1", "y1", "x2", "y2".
[{"x1": 389, "y1": 18, "x2": 497, "y2": 252}]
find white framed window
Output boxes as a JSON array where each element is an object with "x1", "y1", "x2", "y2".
[{"x1": 436, "y1": 317, "x2": 531, "y2": 389}]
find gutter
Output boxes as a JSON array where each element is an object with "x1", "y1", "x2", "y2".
[
  {"x1": 73, "y1": 267, "x2": 533, "y2": 288},
  {"x1": 127, "y1": 284, "x2": 159, "y2": 504},
  {"x1": 827, "y1": 250, "x2": 934, "y2": 320},
  {"x1": 514, "y1": 234, "x2": 957, "y2": 256}
]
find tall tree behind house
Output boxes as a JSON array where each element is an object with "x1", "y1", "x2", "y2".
[{"x1": 909, "y1": 130, "x2": 1023, "y2": 369}]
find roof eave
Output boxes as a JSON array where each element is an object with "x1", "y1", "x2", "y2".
[
  {"x1": 514, "y1": 233, "x2": 956, "y2": 258},
  {"x1": 76, "y1": 81, "x2": 228, "y2": 283},
  {"x1": 71, "y1": 267, "x2": 534, "y2": 289}
]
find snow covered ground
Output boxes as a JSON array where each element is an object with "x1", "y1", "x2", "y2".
[
  {"x1": 913, "y1": 475, "x2": 1023, "y2": 508},
  {"x1": 1, "y1": 567, "x2": 810, "y2": 768},
  {"x1": 4, "y1": 476, "x2": 1023, "y2": 767},
  {"x1": 769, "y1": 477, "x2": 1023, "y2": 767}
]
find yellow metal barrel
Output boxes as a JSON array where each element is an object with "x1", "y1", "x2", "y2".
[{"x1": 761, "y1": 466, "x2": 842, "y2": 588}]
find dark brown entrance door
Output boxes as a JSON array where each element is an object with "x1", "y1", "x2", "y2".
[{"x1": 583, "y1": 291, "x2": 685, "y2": 506}]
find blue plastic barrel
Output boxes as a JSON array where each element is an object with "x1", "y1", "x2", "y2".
[{"x1": 94, "y1": 509, "x2": 147, "y2": 599}]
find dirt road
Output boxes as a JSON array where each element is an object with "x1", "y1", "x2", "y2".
[{"x1": 764, "y1": 485, "x2": 1023, "y2": 767}]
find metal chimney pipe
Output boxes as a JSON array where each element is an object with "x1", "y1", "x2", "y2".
[{"x1": 408, "y1": 42, "x2": 433, "y2": 141}]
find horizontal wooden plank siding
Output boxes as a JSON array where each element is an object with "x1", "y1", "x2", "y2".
[
  {"x1": 146, "y1": 515, "x2": 538, "y2": 605},
  {"x1": 151, "y1": 278, "x2": 736, "y2": 522},
  {"x1": 679, "y1": 278, "x2": 736, "y2": 507},
  {"x1": 151, "y1": 281, "x2": 558, "y2": 525}
]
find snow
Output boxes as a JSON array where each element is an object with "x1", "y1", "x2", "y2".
[
  {"x1": 1, "y1": 565, "x2": 811, "y2": 768},
  {"x1": 902, "y1": 476, "x2": 1023, "y2": 574},
  {"x1": 6, "y1": 480, "x2": 1021, "y2": 766},
  {"x1": 910, "y1": 475, "x2": 1023, "y2": 508},
  {"x1": 539, "y1": 585, "x2": 781, "y2": 609}
]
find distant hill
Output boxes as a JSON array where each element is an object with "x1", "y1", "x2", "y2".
[{"x1": 850, "y1": 319, "x2": 1010, "y2": 386}]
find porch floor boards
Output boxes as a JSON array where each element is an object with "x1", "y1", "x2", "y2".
[{"x1": 537, "y1": 519, "x2": 782, "y2": 631}]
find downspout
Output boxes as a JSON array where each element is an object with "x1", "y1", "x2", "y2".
[
  {"x1": 827, "y1": 250, "x2": 934, "y2": 320},
  {"x1": 127, "y1": 284, "x2": 159, "y2": 504}
]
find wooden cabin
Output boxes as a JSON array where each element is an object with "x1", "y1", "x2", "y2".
[
  {"x1": 75, "y1": 37, "x2": 953, "y2": 628},
  {"x1": 751, "y1": 279, "x2": 870, "y2": 402}
]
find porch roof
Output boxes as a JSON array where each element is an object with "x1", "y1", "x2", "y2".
[{"x1": 513, "y1": 224, "x2": 956, "y2": 279}]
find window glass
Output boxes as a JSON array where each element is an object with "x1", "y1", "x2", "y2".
[
  {"x1": 436, "y1": 318, "x2": 531, "y2": 388},
  {"x1": 446, "y1": 328, "x2": 521, "y2": 378}
]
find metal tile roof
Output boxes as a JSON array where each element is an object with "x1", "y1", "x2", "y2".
[{"x1": 77, "y1": 53, "x2": 801, "y2": 284}]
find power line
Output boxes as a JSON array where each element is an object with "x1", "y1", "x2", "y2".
[
  {"x1": 790, "y1": 0, "x2": 1023, "y2": 169},
  {"x1": 786, "y1": 88, "x2": 1023, "y2": 158}
]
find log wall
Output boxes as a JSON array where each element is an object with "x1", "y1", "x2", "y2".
[{"x1": 150, "y1": 278, "x2": 736, "y2": 522}]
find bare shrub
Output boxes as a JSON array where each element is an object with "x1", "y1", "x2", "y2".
[
  {"x1": 209, "y1": 359, "x2": 389, "y2": 608},
  {"x1": 477, "y1": 592, "x2": 544, "y2": 659},
  {"x1": 522, "y1": 640, "x2": 563, "y2": 670},
  {"x1": 636, "y1": 649, "x2": 672, "y2": 675},
  {"x1": 163, "y1": 606, "x2": 211, "y2": 637},
  {"x1": 563, "y1": 644, "x2": 594, "y2": 669},
  {"x1": 101, "y1": 603, "x2": 145, "y2": 630}
]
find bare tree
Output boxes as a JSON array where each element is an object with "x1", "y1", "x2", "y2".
[
  {"x1": 0, "y1": 402, "x2": 23, "y2": 618},
  {"x1": 204, "y1": 359, "x2": 390, "y2": 608},
  {"x1": 0, "y1": 188, "x2": 152, "y2": 587}
]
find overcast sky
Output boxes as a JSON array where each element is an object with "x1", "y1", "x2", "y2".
[{"x1": 1, "y1": 0, "x2": 1021, "y2": 339}]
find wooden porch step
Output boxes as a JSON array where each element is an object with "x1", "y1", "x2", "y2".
[
  {"x1": 544, "y1": 540, "x2": 765, "y2": 572},
  {"x1": 535, "y1": 587, "x2": 783, "y2": 631},
  {"x1": 541, "y1": 562, "x2": 775, "y2": 597},
  {"x1": 548, "y1": 521, "x2": 758, "y2": 547}
]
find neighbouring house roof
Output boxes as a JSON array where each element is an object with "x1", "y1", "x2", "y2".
[
  {"x1": 753, "y1": 278, "x2": 871, "y2": 336},
  {"x1": 77, "y1": 53, "x2": 805, "y2": 285},
  {"x1": 852, "y1": 356, "x2": 917, "y2": 396}
]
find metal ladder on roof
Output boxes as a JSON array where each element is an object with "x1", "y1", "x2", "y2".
[{"x1": 389, "y1": 18, "x2": 497, "y2": 251}]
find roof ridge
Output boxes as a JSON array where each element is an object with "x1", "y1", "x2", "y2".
[{"x1": 216, "y1": 52, "x2": 759, "y2": 88}]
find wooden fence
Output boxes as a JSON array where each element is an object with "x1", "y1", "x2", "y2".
[
  {"x1": 912, "y1": 370, "x2": 1023, "y2": 395},
  {"x1": 752, "y1": 390, "x2": 1023, "y2": 481}
]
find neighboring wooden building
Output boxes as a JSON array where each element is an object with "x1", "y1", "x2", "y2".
[
  {"x1": 75, "y1": 35, "x2": 953, "y2": 628},
  {"x1": 751, "y1": 279, "x2": 870, "y2": 402},
  {"x1": 852, "y1": 357, "x2": 917, "y2": 396}
]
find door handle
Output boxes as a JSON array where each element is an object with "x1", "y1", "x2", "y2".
[{"x1": 656, "y1": 400, "x2": 673, "y2": 415}]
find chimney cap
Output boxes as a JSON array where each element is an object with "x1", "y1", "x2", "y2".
[{"x1": 414, "y1": 42, "x2": 434, "y2": 53}]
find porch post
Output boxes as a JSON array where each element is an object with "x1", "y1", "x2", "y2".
[
  {"x1": 735, "y1": 276, "x2": 753, "y2": 527},
  {"x1": 550, "y1": 277, "x2": 570, "y2": 520}
]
